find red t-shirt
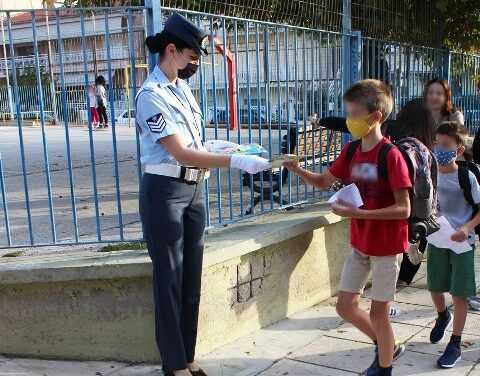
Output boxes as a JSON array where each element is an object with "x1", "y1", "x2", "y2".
[{"x1": 329, "y1": 137, "x2": 411, "y2": 256}]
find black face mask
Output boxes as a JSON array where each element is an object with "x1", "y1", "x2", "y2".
[{"x1": 178, "y1": 63, "x2": 199, "y2": 79}]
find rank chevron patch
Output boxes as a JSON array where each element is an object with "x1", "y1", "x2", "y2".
[{"x1": 146, "y1": 113, "x2": 167, "y2": 133}]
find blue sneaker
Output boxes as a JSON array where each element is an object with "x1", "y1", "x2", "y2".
[
  {"x1": 430, "y1": 310, "x2": 452, "y2": 344},
  {"x1": 366, "y1": 365, "x2": 392, "y2": 376},
  {"x1": 438, "y1": 342, "x2": 461, "y2": 368},
  {"x1": 366, "y1": 342, "x2": 405, "y2": 375}
]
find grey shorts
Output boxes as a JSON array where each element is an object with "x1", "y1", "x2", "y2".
[{"x1": 339, "y1": 248, "x2": 402, "y2": 302}]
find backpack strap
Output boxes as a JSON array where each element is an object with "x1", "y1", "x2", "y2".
[
  {"x1": 346, "y1": 139, "x2": 361, "y2": 163},
  {"x1": 458, "y1": 165, "x2": 475, "y2": 207},
  {"x1": 377, "y1": 142, "x2": 395, "y2": 181}
]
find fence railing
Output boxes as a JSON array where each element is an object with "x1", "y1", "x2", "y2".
[{"x1": 0, "y1": 5, "x2": 479, "y2": 248}]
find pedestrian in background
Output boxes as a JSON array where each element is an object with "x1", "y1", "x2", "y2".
[
  {"x1": 88, "y1": 84, "x2": 99, "y2": 129},
  {"x1": 95, "y1": 75, "x2": 108, "y2": 128}
]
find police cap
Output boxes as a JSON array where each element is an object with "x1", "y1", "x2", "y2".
[{"x1": 165, "y1": 13, "x2": 209, "y2": 56}]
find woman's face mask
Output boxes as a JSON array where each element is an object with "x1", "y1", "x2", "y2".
[
  {"x1": 178, "y1": 63, "x2": 199, "y2": 79},
  {"x1": 346, "y1": 113, "x2": 376, "y2": 139},
  {"x1": 434, "y1": 147, "x2": 457, "y2": 166}
]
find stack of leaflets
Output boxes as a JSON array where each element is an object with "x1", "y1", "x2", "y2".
[{"x1": 205, "y1": 140, "x2": 267, "y2": 156}]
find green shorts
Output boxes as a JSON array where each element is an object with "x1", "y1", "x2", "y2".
[{"x1": 427, "y1": 244, "x2": 476, "y2": 298}]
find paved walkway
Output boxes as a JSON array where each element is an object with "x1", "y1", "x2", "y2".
[{"x1": 1, "y1": 261, "x2": 480, "y2": 375}]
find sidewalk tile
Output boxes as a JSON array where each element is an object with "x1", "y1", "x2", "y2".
[
  {"x1": 0, "y1": 358, "x2": 41, "y2": 376},
  {"x1": 199, "y1": 305, "x2": 342, "y2": 376},
  {"x1": 389, "y1": 302, "x2": 437, "y2": 327},
  {"x1": 258, "y1": 359, "x2": 356, "y2": 376},
  {"x1": 394, "y1": 350, "x2": 473, "y2": 375},
  {"x1": 8, "y1": 358, "x2": 127, "y2": 376},
  {"x1": 199, "y1": 356, "x2": 273, "y2": 376},
  {"x1": 410, "y1": 276, "x2": 428, "y2": 289},
  {"x1": 111, "y1": 364, "x2": 164, "y2": 375},
  {"x1": 466, "y1": 363, "x2": 480, "y2": 375},
  {"x1": 394, "y1": 287, "x2": 452, "y2": 307},
  {"x1": 406, "y1": 327, "x2": 480, "y2": 363},
  {"x1": 329, "y1": 321, "x2": 424, "y2": 344},
  {"x1": 288, "y1": 336, "x2": 374, "y2": 373}
]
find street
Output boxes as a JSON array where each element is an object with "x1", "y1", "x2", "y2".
[{"x1": 0, "y1": 124, "x2": 305, "y2": 248}]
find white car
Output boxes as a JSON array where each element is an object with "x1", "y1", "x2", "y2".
[{"x1": 115, "y1": 109, "x2": 136, "y2": 126}]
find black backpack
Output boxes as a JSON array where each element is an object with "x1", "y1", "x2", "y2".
[
  {"x1": 346, "y1": 138, "x2": 439, "y2": 243},
  {"x1": 457, "y1": 160, "x2": 480, "y2": 237}
]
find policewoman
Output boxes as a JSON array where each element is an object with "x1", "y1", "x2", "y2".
[{"x1": 136, "y1": 13, "x2": 271, "y2": 376}]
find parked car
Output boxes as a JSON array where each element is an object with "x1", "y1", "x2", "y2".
[{"x1": 115, "y1": 109, "x2": 136, "y2": 126}]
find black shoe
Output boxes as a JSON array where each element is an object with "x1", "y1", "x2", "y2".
[
  {"x1": 437, "y1": 341, "x2": 461, "y2": 368},
  {"x1": 430, "y1": 310, "x2": 452, "y2": 344},
  {"x1": 191, "y1": 369, "x2": 208, "y2": 376},
  {"x1": 164, "y1": 368, "x2": 208, "y2": 376},
  {"x1": 367, "y1": 342, "x2": 405, "y2": 372}
]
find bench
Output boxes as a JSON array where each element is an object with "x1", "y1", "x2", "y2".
[{"x1": 242, "y1": 124, "x2": 343, "y2": 215}]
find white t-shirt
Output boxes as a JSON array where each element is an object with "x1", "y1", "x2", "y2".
[
  {"x1": 96, "y1": 85, "x2": 107, "y2": 107},
  {"x1": 88, "y1": 91, "x2": 97, "y2": 108},
  {"x1": 438, "y1": 169, "x2": 480, "y2": 245}
]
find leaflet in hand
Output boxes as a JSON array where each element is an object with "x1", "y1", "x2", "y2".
[
  {"x1": 270, "y1": 154, "x2": 298, "y2": 168},
  {"x1": 204, "y1": 140, "x2": 267, "y2": 156},
  {"x1": 327, "y1": 183, "x2": 364, "y2": 208},
  {"x1": 426, "y1": 216, "x2": 471, "y2": 254}
]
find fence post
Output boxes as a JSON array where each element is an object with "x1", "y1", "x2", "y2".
[
  {"x1": 350, "y1": 31, "x2": 362, "y2": 85},
  {"x1": 445, "y1": 50, "x2": 452, "y2": 83},
  {"x1": 341, "y1": 0, "x2": 352, "y2": 93},
  {"x1": 342, "y1": 0, "x2": 362, "y2": 144},
  {"x1": 145, "y1": 0, "x2": 163, "y2": 72}
]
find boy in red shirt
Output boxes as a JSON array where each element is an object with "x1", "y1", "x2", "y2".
[{"x1": 284, "y1": 79, "x2": 411, "y2": 376}]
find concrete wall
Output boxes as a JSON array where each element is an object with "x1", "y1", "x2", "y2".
[{"x1": 0, "y1": 204, "x2": 350, "y2": 362}]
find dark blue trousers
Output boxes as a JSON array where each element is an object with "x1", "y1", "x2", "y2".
[{"x1": 139, "y1": 173, "x2": 205, "y2": 371}]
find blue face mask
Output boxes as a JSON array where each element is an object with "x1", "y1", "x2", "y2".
[{"x1": 434, "y1": 147, "x2": 457, "y2": 166}]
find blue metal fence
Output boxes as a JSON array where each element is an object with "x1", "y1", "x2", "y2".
[{"x1": 0, "y1": 4, "x2": 479, "y2": 248}]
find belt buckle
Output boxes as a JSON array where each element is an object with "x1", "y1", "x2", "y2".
[
  {"x1": 184, "y1": 168, "x2": 199, "y2": 182},
  {"x1": 196, "y1": 169, "x2": 208, "y2": 183}
]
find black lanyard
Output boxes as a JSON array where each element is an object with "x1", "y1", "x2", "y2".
[{"x1": 167, "y1": 86, "x2": 203, "y2": 148}]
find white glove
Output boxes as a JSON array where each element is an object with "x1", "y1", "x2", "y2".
[
  {"x1": 406, "y1": 242, "x2": 424, "y2": 265},
  {"x1": 230, "y1": 154, "x2": 272, "y2": 174}
]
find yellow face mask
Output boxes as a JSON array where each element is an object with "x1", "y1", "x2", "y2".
[{"x1": 346, "y1": 113, "x2": 376, "y2": 139}]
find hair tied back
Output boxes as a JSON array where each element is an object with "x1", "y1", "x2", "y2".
[{"x1": 146, "y1": 33, "x2": 162, "y2": 53}]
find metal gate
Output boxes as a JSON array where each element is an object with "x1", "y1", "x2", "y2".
[{"x1": 0, "y1": 3, "x2": 479, "y2": 248}]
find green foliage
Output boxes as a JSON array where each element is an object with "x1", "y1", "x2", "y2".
[
  {"x1": 99, "y1": 241, "x2": 146, "y2": 252},
  {"x1": 1, "y1": 251, "x2": 25, "y2": 257},
  {"x1": 435, "y1": 0, "x2": 480, "y2": 52},
  {"x1": 60, "y1": 0, "x2": 143, "y2": 6},
  {"x1": 0, "y1": 67, "x2": 51, "y2": 87},
  {"x1": 52, "y1": 0, "x2": 479, "y2": 52},
  {"x1": 13, "y1": 67, "x2": 50, "y2": 87}
]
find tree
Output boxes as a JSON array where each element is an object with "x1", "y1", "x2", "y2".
[
  {"x1": 435, "y1": 0, "x2": 480, "y2": 52},
  {"x1": 60, "y1": 0, "x2": 143, "y2": 6}
]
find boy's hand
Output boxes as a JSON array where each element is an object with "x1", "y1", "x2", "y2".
[
  {"x1": 331, "y1": 199, "x2": 359, "y2": 218},
  {"x1": 283, "y1": 160, "x2": 300, "y2": 172},
  {"x1": 451, "y1": 226, "x2": 469, "y2": 242}
]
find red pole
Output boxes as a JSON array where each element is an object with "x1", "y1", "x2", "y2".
[{"x1": 213, "y1": 37, "x2": 238, "y2": 131}]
